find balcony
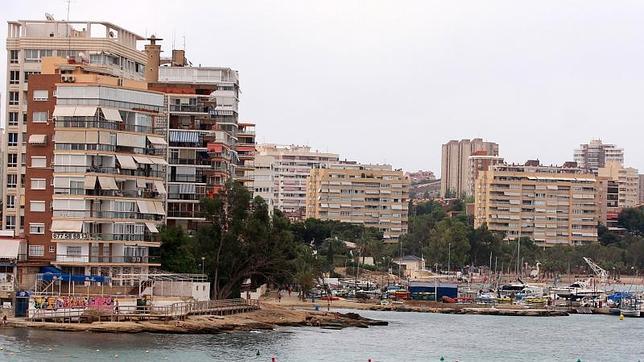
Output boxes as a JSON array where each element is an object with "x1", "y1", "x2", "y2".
[
  {"x1": 167, "y1": 210, "x2": 203, "y2": 219},
  {"x1": 170, "y1": 104, "x2": 209, "y2": 113},
  {"x1": 54, "y1": 166, "x2": 165, "y2": 178},
  {"x1": 52, "y1": 210, "x2": 164, "y2": 221},
  {"x1": 169, "y1": 158, "x2": 211, "y2": 166},
  {"x1": 54, "y1": 188, "x2": 164, "y2": 199},
  {"x1": 52, "y1": 232, "x2": 159, "y2": 244},
  {"x1": 55, "y1": 254, "x2": 160, "y2": 265}
]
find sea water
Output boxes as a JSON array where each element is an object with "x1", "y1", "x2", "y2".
[{"x1": 0, "y1": 310, "x2": 641, "y2": 361}]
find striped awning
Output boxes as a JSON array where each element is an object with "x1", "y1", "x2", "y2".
[
  {"x1": 145, "y1": 222, "x2": 159, "y2": 233},
  {"x1": 28, "y1": 134, "x2": 47, "y2": 145},
  {"x1": 116, "y1": 155, "x2": 138, "y2": 170},
  {"x1": 178, "y1": 183, "x2": 196, "y2": 194},
  {"x1": 169, "y1": 130, "x2": 199, "y2": 143},
  {"x1": 133, "y1": 156, "x2": 154, "y2": 165},
  {"x1": 147, "y1": 135, "x2": 167, "y2": 146},
  {"x1": 154, "y1": 180, "x2": 167, "y2": 195},
  {"x1": 101, "y1": 107, "x2": 123, "y2": 122}
]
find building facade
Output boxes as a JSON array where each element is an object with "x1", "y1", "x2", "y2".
[
  {"x1": 22, "y1": 57, "x2": 166, "y2": 286},
  {"x1": 440, "y1": 138, "x2": 498, "y2": 198},
  {"x1": 256, "y1": 144, "x2": 339, "y2": 220},
  {"x1": 148, "y1": 55, "x2": 241, "y2": 232},
  {"x1": 305, "y1": 164, "x2": 409, "y2": 242},
  {"x1": 597, "y1": 161, "x2": 640, "y2": 227},
  {"x1": 468, "y1": 152, "x2": 504, "y2": 197},
  {"x1": 4, "y1": 19, "x2": 147, "y2": 234},
  {"x1": 574, "y1": 139, "x2": 624, "y2": 172},
  {"x1": 474, "y1": 161, "x2": 598, "y2": 246}
]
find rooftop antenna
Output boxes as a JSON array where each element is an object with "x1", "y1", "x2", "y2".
[
  {"x1": 172, "y1": 29, "x2": 176, "y2": 50},
  {"x1": 65, "y1": 0, "x2": 71, "y2": 21}
]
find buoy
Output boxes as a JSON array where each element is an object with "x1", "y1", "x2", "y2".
[
  {"x1": 256, "y1": 349, "x2": 260, "y2": 356},
  {"x1": 114, "y1": 354, "x2": 119, "y2": 358},
  {"x1": 577, "y1": 359, "x2": 582, "y2": 362},
  {"x1": 619, "y1": 313, "x2": 624, "y2": 320},
  {"x1": 48, "y1": 348, "x2": 52, "y2": 351},
  {"x1": 440, "y1": 357, "x2": 445, "y2": 362},
  {"x1": 272, "y1": 357, "x2": 276, "y2": 362}
]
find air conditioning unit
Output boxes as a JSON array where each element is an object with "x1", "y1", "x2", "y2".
[{"x1": 61, "y1": 74, "x2": 75, "y2": 83}]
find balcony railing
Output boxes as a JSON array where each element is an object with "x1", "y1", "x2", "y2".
[
  {"x1": 168, "y1": 158, "x2": 211, "y2": 166},
  {"x1": 170, "y1": 104, "x2": 209, "y2": 113},
  {"x1": 54, "y1": 188, "x2": 164, "y2": 199},
  {"x1": 52, "y1": 210, "x2": 164, "y2": 221},
  {"x1": 52, "y1": 232, "x2": 159, "y2": 242},
  {"x1": 167, "y1": 193, "x2": 206, "y2": 201},
  {"x1": 56, "y1": 254, "x2": 160, "y2": 264},
  {"x1": 53, "y1": 166, "x2": 165, "y2": 178},
  {"x1": 167, "y1": 210, "x2": 203, "y2": 218}
]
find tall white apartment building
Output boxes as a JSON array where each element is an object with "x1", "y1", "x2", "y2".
[
  {"x1": 574, "y1": 139, "x2": 624, "y2": 172},
  {"x1": 440, "y1": 138, "x2": 499, "y2": 198},
  {"x1": 4, "y1": 19, "x2": 147, "y2": 234},
  {"x1": 255, "y1": 144, "x2": 339, "y2": 220}
]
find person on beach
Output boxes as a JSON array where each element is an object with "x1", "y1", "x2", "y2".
[
  {"x1": 2, "y1": 314, "x2": 6, "y2": 326},
  {"x1": 278, "y1": 290, "x2": 282, "y2": 303}
]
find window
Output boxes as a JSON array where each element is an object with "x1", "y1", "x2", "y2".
[
  {"x1": 8, "y1": 133, "x2": 18, "y2": 146},
  {"x1": 25, "y1": 49, "x2": 52, "y2": 62},
  {"x1": 5, "y1": 216, "x2": 16, "y2": 230},
  {"x1": 10, "y1": 50, "x2": 19, "y2": 63},
  {"x1": 9, "y1": 92, "x2": 19, "y2": 105},
  {"x1": 49, "y1": 245, "x2": 56, "y2": 253},
  {"x1": 67, "y1": 246, "x2": 82, "y2": 256},
  {"x1": 29, "y1": 223, "x2": 45, "y2": 235},
  {"x1": 30, "y1": 201, "x2": 46, "y2": 212},
  {"x1": 7, "y1": 154, "x2": 17, "y2": 167},
  {"x1": 21, "y1": 153, "x2": 26, "y2": 167},
  {"x1": 24, "y1": 71, "x2": 40, "y2": 83},
  {"x1": 31, "y1": 178, "x2": 46, "y2": 190},
  {"x1": 7, "y1": 174, "x2": 17, "y2": 188},
  {"x1": 9, "y1": 71, "x2": 19, "y2": 85},
  {"x1": 6, "y1": 195, "x2": 15, "y2": 209},
  {"x1": 32, "y1": 111, "x2": 48, "y2": 123},
  {"x1": 31, "y1": 156, "x2": 47, "y2": 168},
  {"x1": 8, "y1": 112, "x2": 18, "y2": 126},
  {"x1": 28, "y1": 245, "x2": 44, "y2": 257},
  {"x1": 33, "y1": 90, "x2": 48, "y2": 101}
]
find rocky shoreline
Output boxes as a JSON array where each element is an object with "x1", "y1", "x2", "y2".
[
  {"x1": 368, "y1": 304, "x2": 569, "y2": 316},
  {"x1": 8, "y1": 305, "x2": 388, "y2": 334}
]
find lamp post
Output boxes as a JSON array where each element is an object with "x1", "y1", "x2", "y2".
[
  {"x1": 201, "y1": 256, "x2": 205, "y2": 275},
  {"x1": 448, "y1": 242, "x2": 451, "y2": 275}
]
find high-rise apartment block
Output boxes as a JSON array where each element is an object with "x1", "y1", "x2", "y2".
[
  {"x1": 640, "y1": 174, "x2": 644, "y2": 205},
  {"x1": 440, "y1": 138, "x2": 498, "y2": 198},
  {"x1": 597, "y1": 161, "x2": 640, "y2": 227},
  {"x1": 305, "y1": 164, "x2": 409, "y2": 242},
  {"x1": 4, "y1": 20, "x2": 147, "y2": 234},
  {"x1": 256, "y1": 144, "x2": 339, "y2": 220},
  {"x1": 474, "y1": 161, "x2": 598, "y2": 246},
  {"x1": 574, "y1": 139, "x2": 624, "y2": 172},
  {"x1": 148, "y1": 51, "x2": 243, "y2": 232},
  {"x1": 22, "y1": 57, "x2": 167, "y2": 285}
]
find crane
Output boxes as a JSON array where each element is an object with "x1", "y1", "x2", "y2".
[{"x1": 583, "y1": 257, "x2": 608, "y2": 284}]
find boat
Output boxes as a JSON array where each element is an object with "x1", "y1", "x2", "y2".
[
  {"x1": 551, "y1": 279, "x2": 603, "y2": 300},
  {"x1": 619, "y1": 296, "x2": 641, "y2": 318}
]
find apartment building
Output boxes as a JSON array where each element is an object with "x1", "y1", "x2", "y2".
[
  {"x1": 252, "y1": 155, "x2": 276, "y2": 212},
  {"x1": 640, "y1": 174, "x2": 644, "y2": 205},
  {"x1": 597, "y1": 161, "x2": 640, "y2": 227},
  {"x1": 147, "y1": 49, "x2": 241, "y2": 231},
  {"x1": 305, "y1": 164, "x2": 409, "y2": 242},
  {"x1": 440, "y1": 138, "x2": 498, "y2": 198},
  {"x1": 468, "y1": 152, "x2": 504, "y2": 197},
  {"x1": 574, "y1": 139, "x2": 624, "y2": 172},
  {"x1": 4, "y1": 19, "x2": 147, "y2": 234},
  {"x1": 22, "y1": 56, "x2": 167, "y2": 285},
  {"x1": 256, "y1": 144, "x2": 339, "y2": 220},
  {"x1": 236, "y1": 123, "x2": 256, "y2": 191},
  {"x1": 474, "y1": 161, "x2": 598, "y2": 246}
]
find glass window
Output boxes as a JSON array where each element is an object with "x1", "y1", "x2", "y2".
[
  {"x1": 8, "y1": 133, "x2": 18, "y2": 146},
  {"x1": 9, "y1": 71, "x2": 20, "y2": 84},
  {"x1": 67, "y1": 246, "x2": 82, "y2": 256},
  {"x1": 9, "y1": 92, "x2": 19, "y2": 105},
  {"x1": 10, "y1": 50, "x2": 19, "y2": 63},
  {"x1": 30, "y1": 201, "x2": 46, "y2": 212},
  {"x1": 49, "y1": 245, "x2": 56, "y2": 253},
  {"x1": 5, "y1": 216, "x2": 16, "y2": 230},
  {"x1": 32, "y1": 111, "x2": 48, "y2": 123},
  {"x1": 29, "y1": 223, "x2": 46, "y2": 235},
  {"x1": 33, "y1": 90, "x2": 48, "y2": 101},
  {"x1": 7, "y1": 175, "x2": 17, "y2": 188},
  {"x1": 7, "y1": 154, "x2": 17, "y2": 167},
  {"x1": 31, "y1": 178, "x2": 46, "y2": 190},
  {"x1": 31, "y1": 156, "x2": 47, "y2": 168},
  {"x1": 28, "y1": 245, "x2": 44, "y2": 256},
  {"x1": 8, "y1": 112, "x2": 19, "y2": 126},
  {"x1": 24, "y1": 71, "x2": 40, "y2": 83},
  {"x1": 6, "y1": 195, "x2": 15, "y2": 209}
]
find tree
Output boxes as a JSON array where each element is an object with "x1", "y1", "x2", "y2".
[
  {"x1": 159, "y1": 226, "x2": 197, "y2": 273},
  {"x1": 618, "y1": 207, "x2": 644, "y2": 235},
  {"x1": 423, "y1": 218, "x2": 471, "y2": 269}
]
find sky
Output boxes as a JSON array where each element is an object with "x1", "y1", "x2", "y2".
[{"x1": 3, "y1": 1, "x2": 644, "y2": 175}]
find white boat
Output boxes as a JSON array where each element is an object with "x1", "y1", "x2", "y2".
[
  {"x1": 619, "y1": 296, "x2": 641, "y2": 318},
  {"x1": 552, "y1": 279, "x2": 603, "y2": 300}
]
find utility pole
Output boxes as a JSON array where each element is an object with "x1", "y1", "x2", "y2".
[{"x1": 448, "y1": 242, "x2": 451, "y2": 274}]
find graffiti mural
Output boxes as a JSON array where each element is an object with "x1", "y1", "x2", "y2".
[{"x1": 32, "y1": 296, "x2": 114, "y2": 310}]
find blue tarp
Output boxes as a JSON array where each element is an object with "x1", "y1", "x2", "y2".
[{"x1": 39, "y1": 266, "x2": 109, "y2": 283}]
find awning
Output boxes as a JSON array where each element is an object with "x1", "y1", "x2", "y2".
[
  {"x1": 147, "y1": 136, "x2": 167, "y2": 146},
  {"x1": 154, "y1": 180, "x2": 167, "y2": 195},
  {"x1": 101, "y1": 107, "x2": 122, "y2": 122},
  {"x1": 51, "y1": 220, "x2": 83, "y2": 232},
  {"x1": 144, "y1": 222, "x2": 159, "y2": 233},
  {"x1": 169, "y1": 130, "x2": 200, "y2": 143},
  {"x1": 0, "y1": 240, "x2": 21, "y2": 259},
  {"x1": 52, "y1": 105, "x2": 76, "y2": 117},
  {"x1": 74, "y1": 106, "x2": 98, "y2": 117},
  {"x1": 55, "y1": 130, "x2": 86, "y2": 143},
  {"x1": 178, "y1": 183, "x2": 196, "y2": 194},
  {"x1": 136, "y1": 200, "x2": 151, "y2": 214},
  {"x1": 136, "y1": 179, "x2": 148, "y2": 188},
  {"x1": 133, "y1": 155, "x2": 154, "y2": 165},
  {"x1": 84, "y1": 175, "x2": 97, "y2": 189},
  {"x1": 116, "y1": 154, "x2": 137, "y2": 170},
  {"x1": 149, "y1": 157, "x2": 168, "y2": 165},
  {"x1": 28, "y1": 134, "x2": 47, "y2": 145},
  {"x1": 97, "y1": 176, "x2": 118, "y2": 190},
  {"x1": 152, "y1": 201, "x2": 166, "y2": 215},
  {"x1": 116, "y1": 133, "x2": 145, "y2": 148}
]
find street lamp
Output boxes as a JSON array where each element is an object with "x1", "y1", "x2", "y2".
[
  {"x1": 448, "y1": 242, "x2": 451, "y2": 274},
  {"x1": 201, "y1": 256, "x2": 205, "y2": 275}
]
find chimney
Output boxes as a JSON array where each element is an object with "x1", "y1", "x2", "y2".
[
  {"x1": 172, "y1": 49, "x2": 186, "y2": 67},
  {"x1": 144, "y1": 35, "x2": 162, "y2": 83}
]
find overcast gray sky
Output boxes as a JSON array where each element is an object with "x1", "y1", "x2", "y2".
[{"x1": 3, "y1": 1, "x2": 643, "y2": 175}]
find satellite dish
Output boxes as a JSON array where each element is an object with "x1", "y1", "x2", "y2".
[{"x1": 45, "y1": 13, "x2": 55, "y2": 21}]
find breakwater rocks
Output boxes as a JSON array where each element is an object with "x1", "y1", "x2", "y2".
[
  {"x1": 368, "y1": 305, "x2": 569, "y2": 317},
  {"x1": 11, "y1": 306, "x2": 388, "y2": 334}
]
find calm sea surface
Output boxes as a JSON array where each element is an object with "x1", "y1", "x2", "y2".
[{"x1": 0, "y1": 309, "x2": 641, "y2": 361}]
